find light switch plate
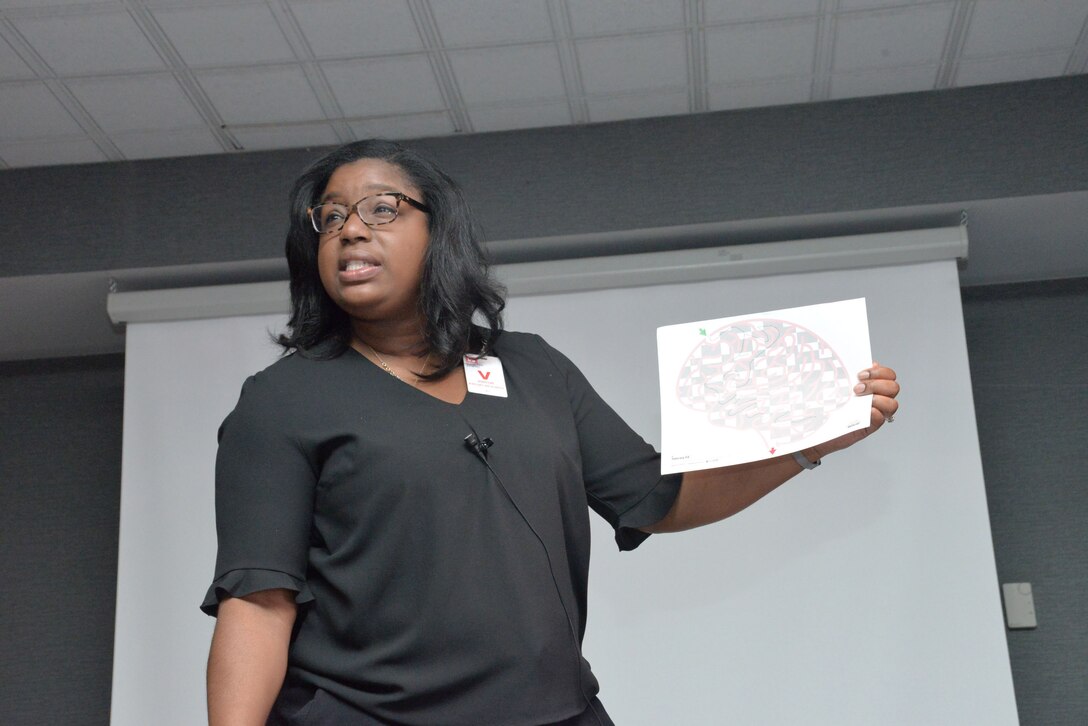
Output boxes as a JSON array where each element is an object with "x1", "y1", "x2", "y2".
[{"x1": 1001, "y1": 582, "x2": 1037, "y2": 629}]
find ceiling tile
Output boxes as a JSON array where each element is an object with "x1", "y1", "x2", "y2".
[
  {"x1": 430, "y1": 0, "x2": 552, "y2": 46},
  {"x1": 704, "y1": 0, "x2": 822, "y2": 24},
  {"x1": 198, "y1": 65, "x2": 325, "y2": 125},
  {"x1": 111, "y1": 128, "x2": 223, "y2": 160},
  {"x1": 0, "y1": 82, "x2": 83, "y2": 139},
  {"x1": 963, "y1": 0, "x2": 1088, "y2": 57},
  {"x1": 0, "y1": 36, "x2": 34, "y2": 79},
  {"x1": 0, "y1": 0, "x2": 105, "y2": 6},
  {"x1": 566, "y1": 0, "x2": 684, "y2": 35},
  {"x1": 230, "y1": 122, "x2": 341, "y2": 152},
  {"x1": 12, "y1": 11, "x2": 164, "y2": 75},
  {"x1": 449, "y1": 45, "x2": 565, "y2": 105},
  {"x1": 352, "y1": 112, "x2": 456, "y2": 140},
  {"x1": 586, "y1": 90, "x2": 688, "y2": 122},
  {"x1": 706, "y1": 20, "x2": 818, "y2": 84},
  {"x1": 834, "y1": 4, "x2": 954, "y2": 71},
  {"x1": 838, "y1": 0, "x2": 926, "y2": 9},
  {"x1": 137, "y1": 0, "x2": 223, "y2": 7},
  {"x1": 289, "y1": 0, "x2": 422, "y2": 58},
  {"x1": 577, "y1": 32, "x2": 687, "y2": 94},
  {"x1": 956, "y1": 52, "x2": 1070, "y2": 86},
  {"x1": 323, "y1": 55, "x2": 444, "y2": 117},
  {"x1": 0, "y1": 137, "x2": 105, "y2": 167},
  {"x1": 67, "y1": 75, "x2": 204, "y2": 133},
  {"x1": 708, "y1": 77, "x2": 812, "y2": 111},
  {"x1": 467, "y1": 100, "x2": 571, "y2": 132},
  {"x1": 152, "y1": 4, "x2": 296, "y2": 67},
  {"x1": 830, "y1": 64, "x2": 937, "y2": 99}
]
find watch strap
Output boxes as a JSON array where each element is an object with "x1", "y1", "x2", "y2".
[{"x1": 792, "y1": 450, "x2": 821, "y2": 470}]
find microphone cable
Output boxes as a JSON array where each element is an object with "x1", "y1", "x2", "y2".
[{"x1": 463, "y1": 431, "x2": 606, "y2": 726}]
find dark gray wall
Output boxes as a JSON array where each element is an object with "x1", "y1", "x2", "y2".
[
  {"x1": 962, "y1": 278, "x2": 1088, "y2": 725},
  {"x1": 0, "y1": 354, "x2": 123, "y2": 726},
  {"x1": 2, "y1": 75, "x2": 1087, "y2": 725}
]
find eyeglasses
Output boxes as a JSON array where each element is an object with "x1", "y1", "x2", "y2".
[{"x1": 308, "y1": 192, "x2": 430, "y2": 235}]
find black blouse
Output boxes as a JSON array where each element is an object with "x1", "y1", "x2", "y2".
[{"x1": 202, "y1": 331, "x2": 681, "y2": 725}]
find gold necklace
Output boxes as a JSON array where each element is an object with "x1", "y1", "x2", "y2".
[{"x1": 364, "y1": 342, "x2": 431, "y2": 383}]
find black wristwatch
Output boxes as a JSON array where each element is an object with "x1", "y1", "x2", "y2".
[{"x1": 792, "y1": 450, "x2": 821, "y2": 470}]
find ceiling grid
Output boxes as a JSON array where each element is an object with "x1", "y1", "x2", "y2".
[
  {"x1": 1065, "y1": 11, "x2": 1088, "y2": 75},
  {"x1": 935, "y1": 0, "x2": 975, "y2": 89},
  {"x1": 0, "y1": 0, "x2": 1085, "y2": 169},
  {"x1": 44, "y1": 74, "x2": 125, "y2": 160},
  {"x1": 684, "y1": 0, "x2": 708, "y2": 113},
  {"x1": 547, "y1": 0, "x2": 590, "y2": 124},
  {"x1": 122, "y1": 2, "x2": 240, "y2": 152},
  {"x1": 0, "y1": 11, "x2": 125, "y2": 162},
  {"x1": 810, "y1": 0, "x2": 839, "y2": 102},
  {"x1": 264, "y1": 0, "x2": 353, "y2": 144},
  {"x1": 407, "y1": 0, "x2": 473, "y2": 134}
]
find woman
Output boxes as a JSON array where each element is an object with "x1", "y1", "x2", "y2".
[{"x1": 203, "y1": 139, "x2": 900, "y2": 725}]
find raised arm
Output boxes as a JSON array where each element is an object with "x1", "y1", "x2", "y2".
[
  {"x1": 645, "y1": 364, "x2": 900, "y2": 533},
  {"x1": 207, "y1": 589, "x2": 297, "y2": 726}
]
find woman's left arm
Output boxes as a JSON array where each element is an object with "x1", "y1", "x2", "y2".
[{"x1": 644, "y1": 364, "x2": 900, "y2": 534}]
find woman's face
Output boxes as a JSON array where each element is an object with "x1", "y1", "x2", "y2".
[{"x1": 316, "y1": 158, "x2": 430, "y2": 326}]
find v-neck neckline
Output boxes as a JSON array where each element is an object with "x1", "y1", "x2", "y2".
[{"x1": 346, "y1": 346, "x2": 470, "y2": 407}]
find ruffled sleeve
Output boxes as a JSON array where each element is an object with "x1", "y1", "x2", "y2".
[
  {"x1": 200, "y1": 568, "x2": 314, "y2": 616},
  {"x1": 201, "y1": 370, "x2": 318, "y2": 616},
  {"x1": 534, "y1": 335, "x2": 681, "y2": 551}
]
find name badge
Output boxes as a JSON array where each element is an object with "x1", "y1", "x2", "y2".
[{"x1": 464, "y1": 355, "x2": 508, "y2": 397}]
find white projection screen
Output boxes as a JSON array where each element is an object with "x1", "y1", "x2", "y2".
[{"x1": 110, "y1": 243, "x2": 1018, "y2": 724}]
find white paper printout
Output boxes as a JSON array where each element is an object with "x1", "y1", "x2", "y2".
[{"x1": 657, "y1": 297, "x2": 873, "y2": 474}]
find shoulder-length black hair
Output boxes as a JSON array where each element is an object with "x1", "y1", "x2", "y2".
[{"x1": 277, "y1": 139, "x2": 505, "y2": 378}]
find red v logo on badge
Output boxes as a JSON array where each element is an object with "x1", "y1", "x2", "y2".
[{"x1": 478, "y1": 371, "x2": 491, "y2": 380}]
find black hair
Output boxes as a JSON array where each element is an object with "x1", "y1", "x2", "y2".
[{"x1": 277, "y1": 139, "x2": 505, "y2": 379}]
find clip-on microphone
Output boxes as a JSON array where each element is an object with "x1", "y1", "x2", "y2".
[
  {"x1": 460, "y1": 428, "x2": 603, "y2": 725},
  {"x1": 463, "y1": 432, "x2": 494, "y2": 458}
]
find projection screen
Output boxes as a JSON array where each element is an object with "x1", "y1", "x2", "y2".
[{"x1": 109, "y1": 230, "x2": 1018, "y2": 725}]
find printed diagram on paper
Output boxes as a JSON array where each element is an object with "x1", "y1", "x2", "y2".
[{"x1": 657, "y1": 298, "x2": 873, "y2": 474}]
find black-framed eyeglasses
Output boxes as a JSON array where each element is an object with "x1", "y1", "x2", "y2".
[{"x1": 308, "y1": 192, "x2": 430, "y2": 235}]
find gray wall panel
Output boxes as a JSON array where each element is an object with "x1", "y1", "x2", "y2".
[
  {"x1": 963, "y1": 279, "x2": 1088, "y2": 726},
  {"x1": 0, "y1": 354, "x2": 124, "y2": 726}
]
